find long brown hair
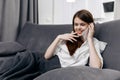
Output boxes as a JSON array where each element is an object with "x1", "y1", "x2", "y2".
[
  {"x1": 66, "y1": 9, "x2": 94, "y2": 56},
  {"x1": 66, "y1": 35, "x2": 84, "y2": 56}
]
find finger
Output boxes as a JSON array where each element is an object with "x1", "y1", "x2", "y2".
[
  {"x1": 89, "y1": 24, "x2": 93, "y2": 30},
  {"x1": 88, "y1": 25, "x2": 91, "y2": 30},
  {"x1": 68, "y1": 34, "x2": 77, "y2": 38},
  {"x1": 70, "y1": 37, "x2": 77, "y2": 41},
  {"x1": 72, "y1": 35, "x2": 79, "y2": 38},
  {"x1": 71, "y1": 32, "x2": 77, "y2": 35},
  {"x1": 67, "y1": 38, "x2": 74, "y2": 43},
  {"x1": 90, "y1": 23, "x2": 94, "y2": 29},
  {"x1": 67, "y1": 36, "x2": 77, "y2": 42},
  {"x1": 71, "y1": 31, "x2": 74, "y2": 33},
  {"x1": 88, "y1": 24, "x2": 94, "y2": 34}
]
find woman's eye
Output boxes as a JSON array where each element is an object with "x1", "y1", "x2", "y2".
[
  {"x1": 74, "y1": 23, "x2": 78, "y2": 26},
  {"x1": 74, "y1": 23, "x2": 86, "y2": 26},
  {"x1": 80, "y1": 23, "x2": 86, "y2": 26}
]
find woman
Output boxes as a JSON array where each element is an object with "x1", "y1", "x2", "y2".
[{"x1": 44, "y1": 9, "x2": 107, "y2": 70}]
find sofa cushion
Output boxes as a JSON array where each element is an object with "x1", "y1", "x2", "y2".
[
  {"x1": 34, "y1": 66, "x2": 120, "y2": 80},
  {"x1": 0, "y1": 42, "x2": 26, "y2": 56}
]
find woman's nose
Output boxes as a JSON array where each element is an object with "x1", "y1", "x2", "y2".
[
  {"x1": 76, "y1": 27, "x2": 82, "y2": 31},
  {"x1": 76, "y1": 25, "x2": 82, "y2": 30}
]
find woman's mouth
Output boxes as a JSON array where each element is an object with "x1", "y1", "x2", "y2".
[{"x1": 76, "y1": 31, "x2": 82, "y2": 36}]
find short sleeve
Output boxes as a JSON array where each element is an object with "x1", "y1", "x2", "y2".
[
  {"x1": 94, "y1": 38, "x2": 107, "y2": 68},
  {"x1": 53, "y1": 46, "x2": 61, "y2": 55},
  {"x1": 99, "y1": 41, "x2": 107, "y2": 53},
  {"x1": 53, "y1": 41, "x2": 64, "y2": 55}
]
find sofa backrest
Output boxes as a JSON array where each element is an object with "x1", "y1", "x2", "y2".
[
  {"x1": 94, "y1": 20, "x2": 120, "y2": 71},
  {"x1": 17, "y1": 23, "x2": 72, "y2": 54},
  {"x1": 17, "y1": 20, "x2": 120, "y2": 71}
]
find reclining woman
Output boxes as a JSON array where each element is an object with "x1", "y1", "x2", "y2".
[{"x1": 41, "y1": 9, "x2": 107, "y2": 74}]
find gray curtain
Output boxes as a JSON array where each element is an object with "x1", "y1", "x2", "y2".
[{"x1": 0, "y1": 0, "x2": 38, "y2": 41}]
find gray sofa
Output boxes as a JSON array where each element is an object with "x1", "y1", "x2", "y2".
[{"x1": 16, "y1": 20, "x2": 120, "y2": 80}]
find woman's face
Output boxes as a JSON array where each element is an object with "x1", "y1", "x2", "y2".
[{"x1": 73, "y1": 17, "x2": 89, "y2": 36}]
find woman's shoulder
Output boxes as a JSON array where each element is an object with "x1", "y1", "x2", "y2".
[
  {"x1": 93, "y1": 37, "x2": 99, "y2": 42},
  {"x1": 93, "y1": 37, "x2": 107, "y2": 51},
  {"x1": 93, "y1": 37, "x2": 107, "y2": 44}
]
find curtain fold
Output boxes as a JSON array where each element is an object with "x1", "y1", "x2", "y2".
[{"x1": 0, "y1": 0, "x2": 38, "y2": 41}]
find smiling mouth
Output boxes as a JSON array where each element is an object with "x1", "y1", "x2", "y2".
[{"x1": 76, "y1": 31, "x2": 82, "y2": 35}]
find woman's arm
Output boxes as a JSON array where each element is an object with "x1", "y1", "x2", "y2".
[
  {"x1": 44, "y1": 33, "x2": 78, "y2": 60},
  {"x1": 87, "y1": 23, "x2": 102, "y2": 68}
]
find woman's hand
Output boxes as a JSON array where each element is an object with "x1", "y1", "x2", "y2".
[
  {"x1": 57, "y1": 32, "x2": 79, "y2": 42},
  {"x1": 87, "y1": 23, "x2": 95, "y2": 40},
  {"x1": 44, "y1": 32, "x2": 79, "y2": 59}
]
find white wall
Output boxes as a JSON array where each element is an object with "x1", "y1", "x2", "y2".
[
  {"x1": 54, "y1": 0, "x2": 87, "y2": 24},
  {"x1": 87, "y1": 0, "x2": 105, "y2": 18},
  {"x1": 114, "y1": 0, "x2": 120, "y2": 20},
  {"x1": 38, "y1": 0, "x2": 53, "y2": 24},
  {"x1": 103, "y1": 0, "x2": 114, "y2": 2},
  {"x1": 38, "y1": 0, "x2": 114, "y2": 24}
]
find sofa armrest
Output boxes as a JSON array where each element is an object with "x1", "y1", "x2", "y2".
[{"x1": 34, "y1": 66, "x2": 120, "y2": 80}]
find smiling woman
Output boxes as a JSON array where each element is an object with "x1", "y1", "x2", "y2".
[{"x1": 39, "y1": 9, "x2": 108, "y2": 75}]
